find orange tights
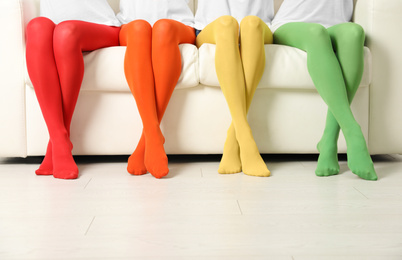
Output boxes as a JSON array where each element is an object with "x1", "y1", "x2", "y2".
[{"x1": 120, "y1": 19, "x2": 195, "y2": 178}]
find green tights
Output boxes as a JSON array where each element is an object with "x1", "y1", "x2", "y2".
[{"x1": 274, "y1": 22, "x2": 377, "y2": 181}]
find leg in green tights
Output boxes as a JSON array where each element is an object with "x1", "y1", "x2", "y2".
[
  {"x1": 196, "y1": 16, "x2": 271, "y2": 177},
  {"x1": 274, "y1": 22, "x2": 377, "y2": 181},
  {"x1": 316, "y1": 23, "x2": 366, "y2": 177}
]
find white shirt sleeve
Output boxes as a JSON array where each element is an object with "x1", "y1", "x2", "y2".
[
  {"x1": 40, "y1": 0, "x2": 121, "y2": 26},
  {"x1": 117, "y1": 0, "x2": 194, "y2": 27},
  {"x1": 194, "y1": 0, "x2": 274, "y2": 30},
  {"x1": 271, "y1": 0, "x2": 353, "y2": 32}
]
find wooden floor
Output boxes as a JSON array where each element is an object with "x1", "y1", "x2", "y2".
[{"x1": 0, "y1": 154, "x2": 402, "y2": 260}]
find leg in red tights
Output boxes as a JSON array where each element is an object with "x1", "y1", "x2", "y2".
[
  {"x1": 120, "y1": 19, "x2": 195, "y2": 178},
  {"x1": 26, "y1": 17, "x2": 60, "y2": 176},
  {"x1": 26, "y1": 18, "x2": 120, "y2": 179}
]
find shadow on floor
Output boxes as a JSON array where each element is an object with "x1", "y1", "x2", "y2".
[{"x1": 0, "y1": 153, "x2": 399, "y2": 165}]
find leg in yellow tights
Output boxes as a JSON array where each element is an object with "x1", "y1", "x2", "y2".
[
  {"x1": 196, "y1": 16, "x2": 271, "y2": 177},
  {"x1": 219, "y1": 16, "x2": 273, "y2": 175}
]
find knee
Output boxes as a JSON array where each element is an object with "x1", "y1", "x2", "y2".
[
  {"x1": 26, "y1": 17, "x2": 54, "y2": 35},
  {"x1": 53, "y1": 21, "x2": 82, "y2": 49},
  {"x1": 344, "y1": 23, "x2": 365, "y2": 42},
  {"x1": 214, "y1": 16, "x2": 239, "y2": 42},
  {"x1": 153, "y1": 19, "x2": 177, "y2": 43},
  {"x1": 307, "y1": 24, "x2": 329, "y2": 38},
  {"x1": 121, "y1": 20, "x2": 152, "y2": 45},
  {"x1": 306, "y1": 24, "x2": 332, "y2": 46},
  {"x1": 125, "y1": 19, "x2": 152, "y2": 35},
  {"x1": 153, "y1": 19, "x2": 175, "y2": 34},
  {"x1": 215, "y1": 15, "x2": 239, "y2": 32},
  {"x1": 240, "y1": 16, "x2": 263, "y2": 32}
]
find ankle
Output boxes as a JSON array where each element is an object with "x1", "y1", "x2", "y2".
[
  {"x1": 317, "y1": 138, "x2": 338, "y2": 151},
  {"x1": 144, "y1": 129, "x2": 165, "y2": 144}
]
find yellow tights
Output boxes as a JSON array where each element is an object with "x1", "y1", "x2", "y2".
[{"x1": 196, "y1": 16, "x2": 273, "y2": 177}]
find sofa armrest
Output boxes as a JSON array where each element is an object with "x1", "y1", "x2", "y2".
[
  {"x1": 22, "y1": 0, "x2": 40, "y2": 27},
  {"x1": 0, "y1": 0, "x2": 27, "y2": 157},
  {"x1": 354, "y1": 0, "x2": 402, "y2": 154}
]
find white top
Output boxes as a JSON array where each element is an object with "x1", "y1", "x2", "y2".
[
  {"x1": 271, "y1": 0, "x2": 353, "y2": 32},
  {"x1": 194, "y1": 0, "x2": 275, "y2": 30},
  {"x1": 40, "y1": 0, "x2": 121, "y2": 26},
  {"x1": 117, "y1": 0, "x2": 194, "y2": 27}
]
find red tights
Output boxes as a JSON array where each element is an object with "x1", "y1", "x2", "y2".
[
  {"x1": 26, "y1": 18, "x2": 120, "y2": 179},
  {"x1": 120, "y1": 19, "x2": 195, "y2": 178}
]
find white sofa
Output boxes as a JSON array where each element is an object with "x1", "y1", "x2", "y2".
[{"x1": 1, "y1": 0, "x2": 402, "y2": 158}]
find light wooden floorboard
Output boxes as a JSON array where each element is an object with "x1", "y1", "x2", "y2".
[{"x1": 0, "y1": 154, "x2": 401, "y2": 259}]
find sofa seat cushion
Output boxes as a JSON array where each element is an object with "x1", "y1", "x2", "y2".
[
  {"x1": 26, "y1": 44, "x2": 200, "y2": 92},
  {"x1": 199, "y1": 44, "x2": 372, "y2": 89},
  {"x1": 82, "y1": 44, "x2": 200, "y2": 92},
  {"x1": 25, "y1": 43, "x2": 371, "y2": 92}
]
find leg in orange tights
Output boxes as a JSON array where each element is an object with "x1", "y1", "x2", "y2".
[
  {"x1": 120, "y1": 19, "x2": 195, "y2": 178},
  {"x1": 26, "y1": 18, "x2": 120, "y2": 179}
]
